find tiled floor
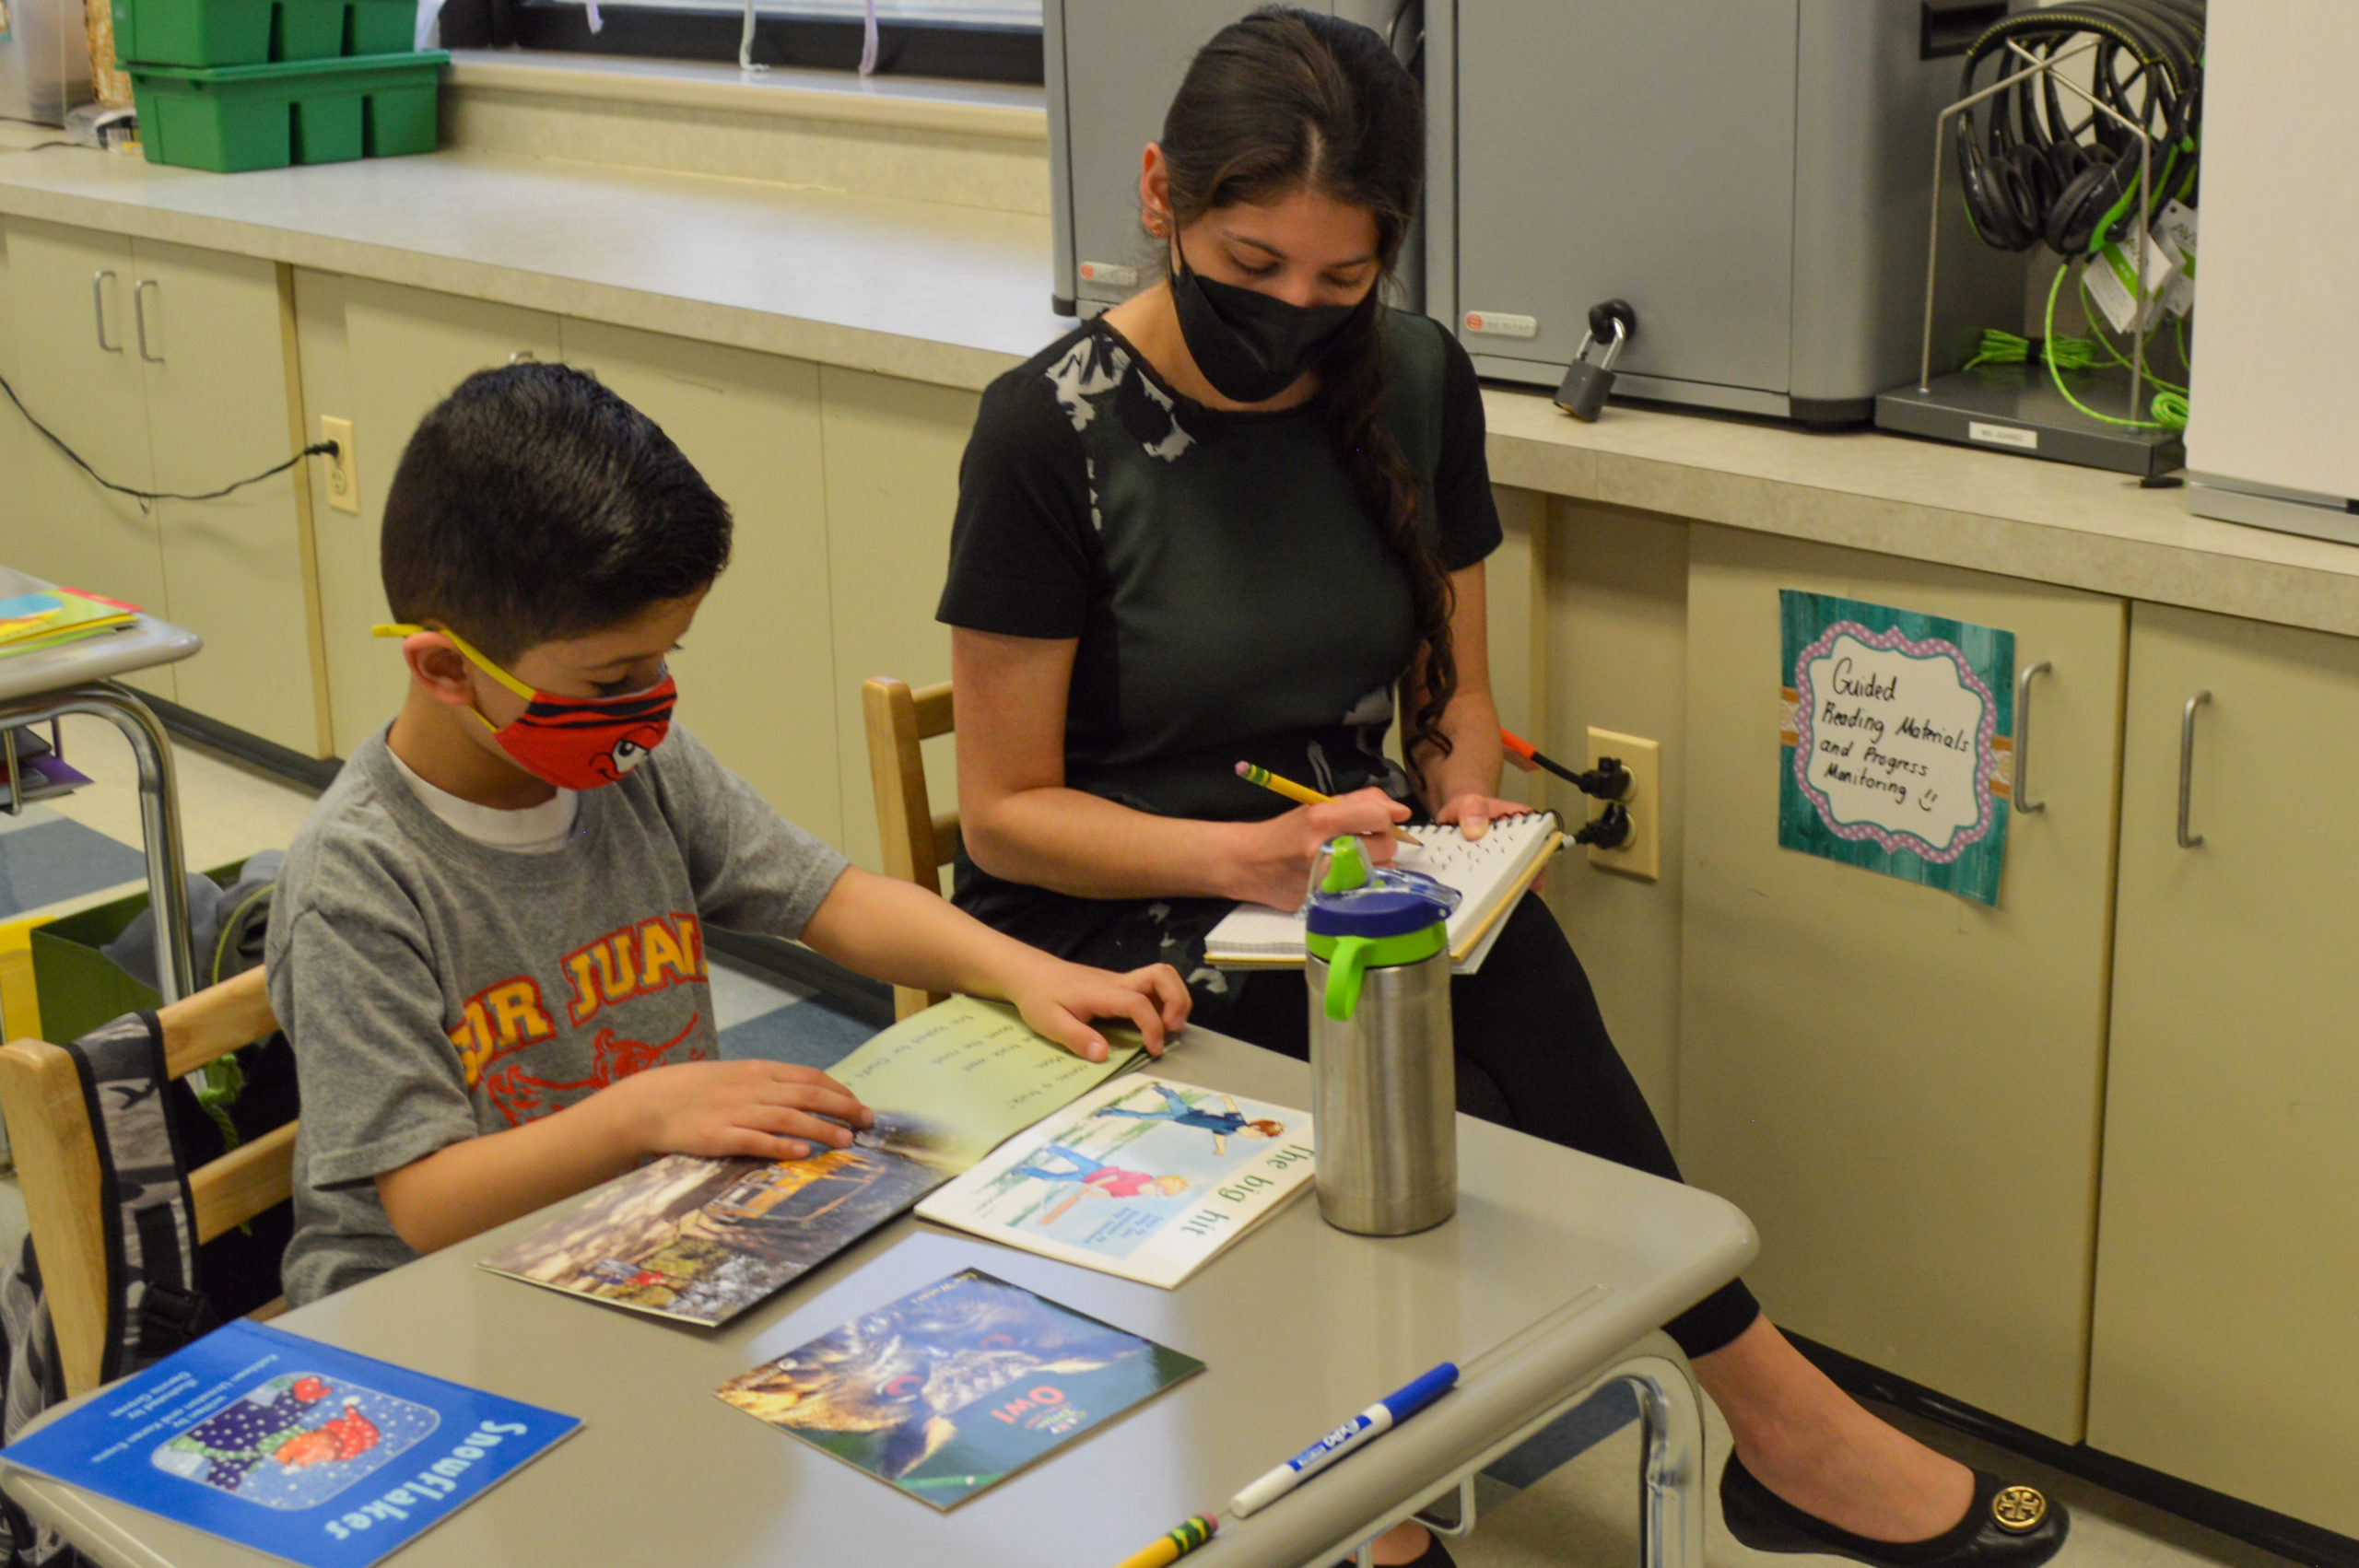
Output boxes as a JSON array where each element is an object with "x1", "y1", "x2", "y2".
[
  {"x1": 4, "y1": 721, "x2": 2306, "y2": 1568},
  {"x1": 30, "y1": 716, "x2": 322, "y2": 917}
]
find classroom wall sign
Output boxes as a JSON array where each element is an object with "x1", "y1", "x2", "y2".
[{"x1": 1778, "y1": 591, "x2": 2016, "y2": 907}]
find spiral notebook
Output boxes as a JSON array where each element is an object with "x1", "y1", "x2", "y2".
[{"x1": 1203, "y1": 812, "x2": 1562, "y2": 976}]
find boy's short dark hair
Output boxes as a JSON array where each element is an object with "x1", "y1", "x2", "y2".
[{"x1": 381, "y1": 363, "x2": 732, "y2": 663}]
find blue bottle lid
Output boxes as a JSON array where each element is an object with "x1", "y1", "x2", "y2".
[{"x1": 1304, "y1": 886, "x2": 1452, "y2": 940}]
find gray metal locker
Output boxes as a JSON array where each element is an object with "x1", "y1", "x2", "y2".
[
  {"x1": 1046, "y1": 0, "x2": 1417, "y2": 318},
  {"x1": 1427, "y1": 0, "x2": 2021, "y2": 422}
]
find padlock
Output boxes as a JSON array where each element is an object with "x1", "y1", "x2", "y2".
[{"x1": 1554, "y1": 299, "x2": 1638, "y2": 423}]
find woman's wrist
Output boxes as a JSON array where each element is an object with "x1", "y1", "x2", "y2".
[{"x1": 1213, "y1": 817, "x2": 1279, "y2": 905}]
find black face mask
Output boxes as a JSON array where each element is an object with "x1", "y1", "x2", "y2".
[{"x1": 1169, "y1": 242, "x2": 1366, "y2": 404}]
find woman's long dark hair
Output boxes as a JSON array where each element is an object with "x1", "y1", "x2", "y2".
[{"x1": 1157, "y1": 6, "x2": 1459, "y2": 777}]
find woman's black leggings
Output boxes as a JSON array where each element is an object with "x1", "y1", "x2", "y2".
[{"x1": 1186, "y1": 892, "x2": 1762, "y2": 1361}]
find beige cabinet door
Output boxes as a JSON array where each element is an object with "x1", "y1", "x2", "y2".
[
  {"x1": 298, "y1": 275, "x2": 560, "y2": 755},
  {"x1": 560, "y1": 320, "x2": 840, "y2": 846},
  {"x1": 1679, "y1": 526, "x2": 2125, "y2": 1440},
  {"x1": 2087, "y1": 603, "x2": 2359, "y2": 1534},
  {"x1": 133, "y1": 240, "x2": 322, "y2": 754},
  {"x1": 819, "y1": 368, "x2": 977, "y2": 873},
  {"x1": 0, "y1": 218, "x2": 173, "y2": 702}
]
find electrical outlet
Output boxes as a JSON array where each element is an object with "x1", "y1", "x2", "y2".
[
  {"x1": 320, "y1": 416, "x2": 358, "y2": 514},
  {"x1": 1585, "y1": 728, "x2": 1661, "y2": 882}
]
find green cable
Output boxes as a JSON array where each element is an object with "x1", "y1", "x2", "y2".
[
  {"x1": 194, "y1": 1057, "x2": 246, "y2": 1153},
  {"x1": 1962, "y1": 329, "x2": 2098, "y2": 372},
  {"x1": 2043, "y1": 261, "x2": 2189, "y2": 431},
  {"x1": 2074, "y1": 265, "x2": 2189, "y2": 395}
]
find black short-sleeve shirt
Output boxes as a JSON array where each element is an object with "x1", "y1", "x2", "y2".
[{"x1": 937, "y1": 306, "x2": 1501, "y2": 957}]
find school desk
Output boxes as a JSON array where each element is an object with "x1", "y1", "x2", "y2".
[
  {"x1": 0, "y1": 566, "x2": 203, "y2": 1000},
  {"x1": 0, "y1": 1024, "x2": 1757, "y2": 1568}
]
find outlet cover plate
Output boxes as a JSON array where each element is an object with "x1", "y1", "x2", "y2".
[
  {"x1": 1586, "y1": 728, "x2": 1661, "y2": 882},
  {"x1": 321, "y1": 415, "x2": 358, "y2": 515}
]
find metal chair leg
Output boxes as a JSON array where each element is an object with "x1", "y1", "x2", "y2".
[{"x1": 0, "y1": 683, "x2": 194, "y2": 1001}]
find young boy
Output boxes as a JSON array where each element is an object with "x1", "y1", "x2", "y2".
[{"x1": 267, "y1": 364, "x2": 1189, "y2": 1307}]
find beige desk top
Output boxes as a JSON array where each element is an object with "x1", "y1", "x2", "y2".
[
  {"x1": 0, "y1": 1028, "x2": 1755, "y2": 1568},
  {"x1": 6, "y1": 125, "x2": 2358, "y2": 638}
]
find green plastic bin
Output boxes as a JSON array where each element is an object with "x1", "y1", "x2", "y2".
[
  {"x1": 276, "y1": 0, "x2": 349, "y2": 60},
  {"x1": 111, "y1": 0, "x2": 419, "y2": 66},
  {"x1": 25, "y1": 861, "x2": 245, "y2": 1050},
  {"x1": 113, "y1": 0, "x2": 271, "y2": 68},
  {"x1": 347, "y1": 0, "x2": 418, "y2": 54},
  {"x1": 128, "y1": 51, "x2": 447, "y2": 173}
]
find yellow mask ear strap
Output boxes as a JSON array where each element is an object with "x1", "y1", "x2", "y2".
[{"x1": 371, "y1": 622, "x2": 537, "y2": 701}]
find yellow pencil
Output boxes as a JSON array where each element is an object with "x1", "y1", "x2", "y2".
[
  {"x1": 1234, "y1": 762, "x2": 1423, "y2": 847},
  {"x1": 1110, "y1": 1513, "x2": 1219, "y2": 1568}
]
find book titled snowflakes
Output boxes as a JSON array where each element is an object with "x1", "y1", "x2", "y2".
[{"x1": 0, "y1": 1319, "x2": 577, "y2": 1568}]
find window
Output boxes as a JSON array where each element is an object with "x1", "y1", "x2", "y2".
[{"x1": 445, "y1": 0, "x2": 1044, "y2": 84}]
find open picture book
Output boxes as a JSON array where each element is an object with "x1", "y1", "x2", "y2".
[
  {"x1": 916, "y1": 1075, "x2": 1313, "y2": 1289},
  {"x1": 1203, "y1": 810, "x2": 1562, "y2": 974},
  {"x1": 478, "y1": 997, "x2": 1143, "y2": 1326},
  {"x1": 716, "y1": 1268, "x2": 1202, "y2": 1510}
]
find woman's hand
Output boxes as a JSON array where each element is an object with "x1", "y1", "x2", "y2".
[
  {"x1": 1005, "y1": 955, "x2": 1191, "y2": 1062},
  {"x1": 1433, "y1": 791, "x2": 1539, "y2": 841},
  {"x1": 1228, "y1": 787, "x2": 1408, "y2": 910}
]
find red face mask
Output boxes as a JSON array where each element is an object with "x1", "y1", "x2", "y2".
[{"x1": 376, "y1": 623, "x2": 675, "y2": 791}]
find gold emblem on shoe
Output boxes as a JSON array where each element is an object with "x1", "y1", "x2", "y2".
[{"x1": 1991, "y1": 1486, "x2": 2048, "y2": 1532}]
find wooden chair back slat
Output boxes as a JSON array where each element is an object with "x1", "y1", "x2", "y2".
[
  {"x1": 0, "y1": 1037, "x2": 110, "y2": 1396},
  {"x1": 161, "y1": 967, "x2": 275, "y2": 1079},
  {"x1": 191, "y1": 1120, "x2": 299, "y2": 1245},
  {"x1": 861, "y1": 676, "x2": 959, "y2": 1021}
]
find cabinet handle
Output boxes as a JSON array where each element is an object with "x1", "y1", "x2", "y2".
[
  {"x1": 92, "y1": 270, "x2": 122, "y2": 353},
  {"x1": 134, "y1": 279, "x2": 163, "y2": 363},
  {"x1": 2013, "y1": 661, "x2": 2051, "y2": 813},
  {"x1": 2177, "y1": 690, "x2": 2211, "y2": 849}
]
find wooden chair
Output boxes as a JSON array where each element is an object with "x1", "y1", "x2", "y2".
[
  {"x1": 0, "y1": 967, "x2": 293, "y2": 1396},
  {"x1": 861, "y1": 675, "x2": 957, "y2": 1021}
]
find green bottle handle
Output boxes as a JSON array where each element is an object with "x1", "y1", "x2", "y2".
[
  {"x1": 1324, "y1": 935, "x2": 1373, "y2": 1021},
  {"x1": 1316, "y1": 924, "x2": 1449, "y2": 1020}
]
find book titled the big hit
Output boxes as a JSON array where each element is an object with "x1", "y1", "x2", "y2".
[{"x1": 0, "y1": 1318, "x2": 579, "y2": 1568}]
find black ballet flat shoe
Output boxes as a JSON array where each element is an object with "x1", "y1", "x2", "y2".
[
  {"x1": 1331, "y1": 1527, "x2": 1457, "y2": 1568},
  {"x1": 1720, "y1": 1453, "x2": 2068, "y2": 1568}
]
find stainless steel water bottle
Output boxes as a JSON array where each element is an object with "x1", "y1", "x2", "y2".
[{"x1": 1303, "y1": 837, "x2": 1457, "y2": 1235}]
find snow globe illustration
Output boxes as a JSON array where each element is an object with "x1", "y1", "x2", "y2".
[{"x1": 152, "y1": 1373, "x2": 440, "y2": 1509}]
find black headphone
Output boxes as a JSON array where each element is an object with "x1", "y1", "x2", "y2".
[{"x1": 1954, "y1": 0, "x2": 2203, "y2": 258}]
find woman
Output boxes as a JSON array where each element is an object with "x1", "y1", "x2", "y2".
[{"x1": 938, "y1": 11, "x2": 2068, "y2": 1567}]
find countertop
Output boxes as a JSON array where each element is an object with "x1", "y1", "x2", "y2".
[
  {"x1": 0, "y1": 128, "x2": 1067, "y2": 391},
  {"x1": 6, "y1": 120, "x2": 2358, "y2": 638}
]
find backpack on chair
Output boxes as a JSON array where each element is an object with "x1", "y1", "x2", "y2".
[{"x1": 0, "y1": 990, "x2": 297, "y2": 1564}]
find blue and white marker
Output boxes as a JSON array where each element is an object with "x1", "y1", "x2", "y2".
[{"x1": 1230, "y1": 1362, "x2": 1461, "y2": 1516}]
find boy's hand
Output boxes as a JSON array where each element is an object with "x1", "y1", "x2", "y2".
[
  {"x1": 1007, "y1": 957, "x2": 1190, "y2": 1063},
  {"x1": 603, "y1": 1059, "x2": 874, "y2": 1164}
]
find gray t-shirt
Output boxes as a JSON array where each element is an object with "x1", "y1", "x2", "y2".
[{"x1": 265, "y1": 726, "x2": 851, "y2": 1305}]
